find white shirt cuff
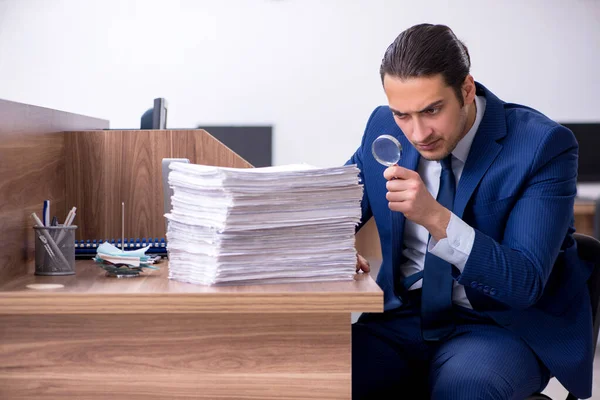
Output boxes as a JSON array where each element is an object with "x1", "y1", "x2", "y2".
[{"x1": 428, "y1": 212, "x2": 475, "y2": 272}]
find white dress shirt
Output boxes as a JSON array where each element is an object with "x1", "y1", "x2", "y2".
[{"x1": 400, "y1": 95, "x2": 486, "y2": 309}]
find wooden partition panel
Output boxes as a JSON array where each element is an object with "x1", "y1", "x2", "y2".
[
  {"x1": 66, "y1": 130, "x2": 252, "y2": 241},
  {"x1": 0, "y1": 99, "x2": 108, "y2": 279}
]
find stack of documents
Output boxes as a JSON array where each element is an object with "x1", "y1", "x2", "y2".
[{"x1": 164, "y1": 163, "x2": 363, "y2": 285}]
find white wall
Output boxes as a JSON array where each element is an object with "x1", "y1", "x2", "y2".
[{"x1": 0, "y1": 0, "x2": 598, "y2": 167}]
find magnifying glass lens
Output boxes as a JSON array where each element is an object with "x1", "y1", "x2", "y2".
[{"x1": 372, "y1": 134, "x2": 402, "y2": 166}]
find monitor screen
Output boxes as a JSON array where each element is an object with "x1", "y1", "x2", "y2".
[
  {"x1": 140, "y1": 98, "x2": 168, "y2": 129},
  {"x1": 560, "y1": 123, "x2": 600, "y2": 182},
  {"x1": 196, "y1": 126, "x2": 272, "y2": 167}
]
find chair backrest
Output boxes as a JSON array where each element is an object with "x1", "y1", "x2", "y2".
[
  {"x1": 556, "y1": 233, "x2": 600, "y2": 400},
  {"x1": 527, "y1": 234, "x2": 600, "y2": 400},
  {"x1": 574, "y1": 233, "x2": 600, "y2": 350}
]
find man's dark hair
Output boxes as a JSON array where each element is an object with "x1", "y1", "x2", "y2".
[{"x1": 380, "y1": 24, "x2": 471, "y2": 106}]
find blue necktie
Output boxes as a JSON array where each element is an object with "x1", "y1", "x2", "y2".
[{"x1": 421, "y1": 155, "x2": 456, "y2": 341}]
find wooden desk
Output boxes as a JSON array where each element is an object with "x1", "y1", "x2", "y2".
[{"x1": 0, "y1": 261, "x2": 382, "y2": 400}]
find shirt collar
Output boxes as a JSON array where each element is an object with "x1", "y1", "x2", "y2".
[{"x1": 451, "y1": 94, "x2": 486, "y2": 164}]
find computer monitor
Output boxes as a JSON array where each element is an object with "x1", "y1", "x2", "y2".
[
  {"x1": 141, "y1": 98, "x2": 168, "y2": 129},
  {"x1": 560, "y1": 123, "x2": 600, "y2": 182},
  {"x1": 196, "y1": 125, "x2": 272, "y2": 167}
]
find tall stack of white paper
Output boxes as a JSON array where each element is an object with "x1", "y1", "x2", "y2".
[{"x1": 164, "y1": 163, "x2": 364, "y2": 285}]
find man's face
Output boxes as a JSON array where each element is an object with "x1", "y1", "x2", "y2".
[{"x1": 383, "y1": 74, "x2": 471, "y2": 161}]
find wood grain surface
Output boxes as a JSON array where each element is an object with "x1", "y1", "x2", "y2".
[
  {"x1": 0, "y1": 261, "x2": 383, "y2": 314},
  {"x1": 0, "y1": 99, "x2": 108, "y2": 279},
  {"x1": 574, "y1": 200, "x2": 596, "y2": 237},
  {"x1": 171, "y1": 129, "x2": 253, "y2": 169},
  {"x1": 65, "y1": 130, "x2": 252, "y2": 241},
  {"x1": 121, "y1": 131, "x2": 172, "y2": 241},
  {"x1": 65, "y1": 130, "x2": 121, "y2": 241},
  {"x1": 355, "y1": 217, "x2": 382, "y2": 261},
  {"x1": 0, "y1": 259, "x2": 372, "y2": 398},
  {"x1": 0, "y1": 312, "x2": 351, "y2": 399}
]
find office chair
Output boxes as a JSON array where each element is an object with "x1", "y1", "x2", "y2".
[{"x1": 526, "y1": 233, "x2": 600, "y2": 400}]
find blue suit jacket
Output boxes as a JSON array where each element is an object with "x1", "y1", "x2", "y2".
[{"x1": 348, "y1": 82, "x2": 594, "y2": 398}]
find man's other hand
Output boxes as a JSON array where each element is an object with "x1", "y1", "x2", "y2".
[{"x1": 356, "y1": 253, "x2": 370, "y2": 273}]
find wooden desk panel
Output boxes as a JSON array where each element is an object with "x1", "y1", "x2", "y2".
[
  {"x1": 0, "y1": 262, "x2": 383, "y2": 314},
  {"x1": 0, "y1": 313, "x2": 350, "y2": 400},
  {"x1": 65, "y1": 130, "x2": 253, "y2": 241},
  {"x1": 0, "y1": 261, "x2": 382, "y2": 399},
  {"x1": 0, "y1": 99, "x2": 108, "y2": 279}
]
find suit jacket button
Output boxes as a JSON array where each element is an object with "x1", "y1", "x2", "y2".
[
  {"x1": 483, "y1": 286, "x2": 490, "y2": 294},
  {"x1": 471, "y1": 281, "x2": 478, "y2": 288},
  {"x1": 490, "y1": 288, "x2": 497, "y2": 296},
  {"x1": 477, "y1": 284, "x2": 484, "y2": 292}
]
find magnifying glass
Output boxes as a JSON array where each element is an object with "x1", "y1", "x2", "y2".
[{"x1": 371, "y1": 134, "x2": 402, "y2": 166}]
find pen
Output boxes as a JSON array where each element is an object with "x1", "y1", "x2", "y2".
[
  {"x1": 55, "y1": 206, "x2": 77, "y2": 245},
  {"x1": 64, "y1": 206, "x2": 77, "y2": 226},
  {"x1": 121, "y1": 202, "x2": 125, "y2": 251},
  {"x1": 43, "y1": 200, "x2": 50, "y2": 227},
  {"x1": 51, "y1": 216, "x2": 58, "y2": 226}
]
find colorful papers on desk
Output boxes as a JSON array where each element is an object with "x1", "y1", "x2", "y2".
[
  {"x1": 164, "y1": 163, "x2": 363, "y2": 285},
  {"x1": 94, "y1": 242, "x2": 159, "y2": 275}
]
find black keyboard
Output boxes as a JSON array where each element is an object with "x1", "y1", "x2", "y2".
[{"x1": 75, "y1": 238, "x2": 168, "y2": 258}]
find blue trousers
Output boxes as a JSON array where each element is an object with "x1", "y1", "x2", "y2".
[{"x1": 352, "y1": 290, "x2": 551, "y2": 400}]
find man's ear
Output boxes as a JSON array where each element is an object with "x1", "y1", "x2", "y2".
[{"x1": 462, "y1": 74, "x2": 476, "y2": 105}]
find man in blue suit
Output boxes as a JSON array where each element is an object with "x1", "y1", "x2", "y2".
[{"x1": 349, "y1": 23, "x2": 594, "y2": 399}]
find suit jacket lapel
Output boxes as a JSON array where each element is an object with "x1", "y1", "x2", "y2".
[{"x1": 454, "y1": 83, "x2": 507, "y2": 219}]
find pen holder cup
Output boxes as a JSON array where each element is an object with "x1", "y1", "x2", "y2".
[{"x1": 33, "y1": 225, "x2": 77, "y2": 276}]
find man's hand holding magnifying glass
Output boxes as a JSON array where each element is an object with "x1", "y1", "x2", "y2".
[
  {"x1": 383, "y1": 166, "x2": 451, "y2": 242},
  {"x1": 372, "y1": 134, "x2": 451, "y2": 242}
]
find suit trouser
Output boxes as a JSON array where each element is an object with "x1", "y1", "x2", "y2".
[{"x1": 352, "y1": 289, "x2": 551, "y2": 400}]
